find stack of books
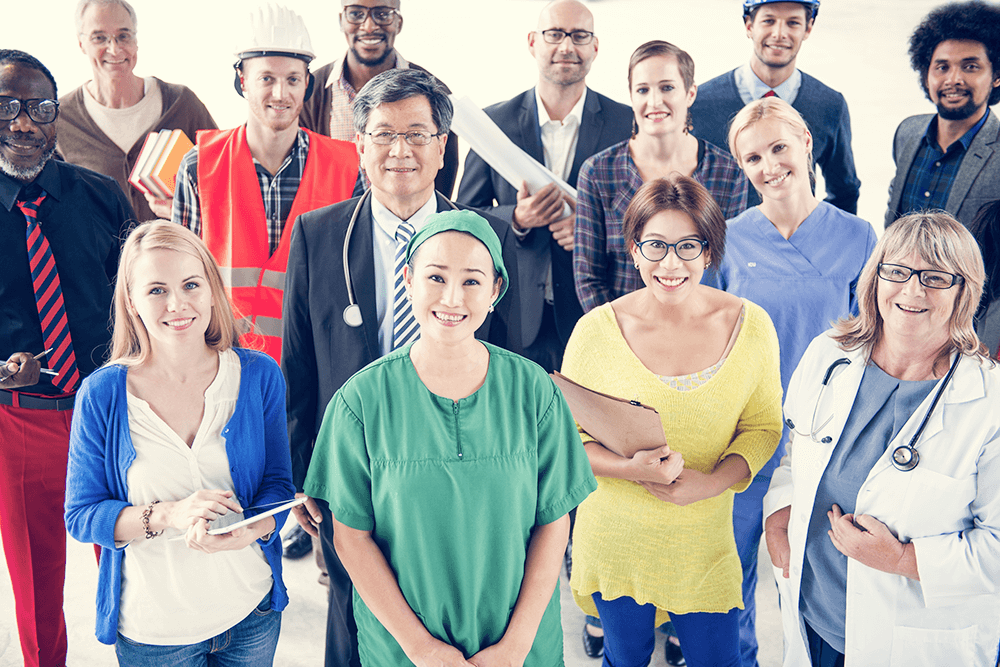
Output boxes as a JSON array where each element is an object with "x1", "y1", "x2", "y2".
[{"x1": 127, "y1": 129, "x2": 194, "y2": 199}]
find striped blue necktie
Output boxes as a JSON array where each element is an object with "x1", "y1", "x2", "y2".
[{"x1": 392, "y1": 221, "x2": 419, "y2": 350}]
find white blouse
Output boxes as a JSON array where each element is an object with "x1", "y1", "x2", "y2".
[{"x1": 118, "y1": 349, "x2": 272, "y2": 645}]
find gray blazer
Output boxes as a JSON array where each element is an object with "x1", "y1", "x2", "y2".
[{"x1": 885, "y1": 111, "x2": 1000, "y2": 230}]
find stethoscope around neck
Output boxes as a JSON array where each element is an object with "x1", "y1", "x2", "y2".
[
  {"x1": 341, "y1": 189, "x2": 458, "y2": 328},
  {"x1": 784, "y1": 353, "x2": 961, "y2": 472}
]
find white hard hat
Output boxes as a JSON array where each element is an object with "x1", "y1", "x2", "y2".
[{"x1": 235, "y1": 3, "x2": 315, "y2": 63}]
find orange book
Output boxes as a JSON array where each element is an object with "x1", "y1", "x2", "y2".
[
  {"x1": 149, "y1": 130, "x2": 194, "y2": 197},
  {"x1": 139, "y1": 130, "x2": 172, "y2": 199}
]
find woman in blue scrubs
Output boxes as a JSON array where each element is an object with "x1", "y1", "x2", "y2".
[{"x1": 703, "y1": 97, "x2": 877, "y2": 665}]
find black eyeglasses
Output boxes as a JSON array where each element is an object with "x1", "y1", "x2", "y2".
[
  {"x1": 635, "y1": 238, "x2": 707, "y2": 262},
  {"x1": 0, "y1": 97, "x2": 59, "y2": 125},
  {"x1": 343, "y1": 5, "x2": 398, "y2": 25},
  {"x1": 539, "y1": 29, "x2": 595, "y2": 45},
  {"x1": 877, "y1": 263, "x2": 964, "y2": 289},
  {"x1": 364, "y1": 130, "x2": 443, "y2": 146}
]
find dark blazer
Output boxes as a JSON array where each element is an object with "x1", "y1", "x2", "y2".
[
  {"x1": 282, "y1": 191, "x2": 522, "y2": 488},
  {"x1": 456, "y1": 87, "x2": 632, "y2": 348},
  {"x1": 885, "y1": 111, "x2": 1000, "y2": 230}
]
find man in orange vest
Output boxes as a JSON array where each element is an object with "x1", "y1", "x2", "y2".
[{"x1": 172, "y1": 4, "x2": 358, "y2": 363}]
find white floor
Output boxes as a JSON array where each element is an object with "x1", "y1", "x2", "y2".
[{"x1": 0, "y1": 516, "x2": 782, "y2": 666}]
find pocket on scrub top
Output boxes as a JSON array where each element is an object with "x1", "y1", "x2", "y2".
[{"x1": 888, "y1": 625, "x2": 976, "y2": 667}]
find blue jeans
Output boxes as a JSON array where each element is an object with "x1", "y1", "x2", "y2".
[
  {"x1": 115, "y1": 591, "x2": 281, "y2": 666},
  {"x1": 592, "y1": 592, "x2": 740, "y2": 667},
  {"x1": 733, "y1": 472, "x2": 771, "y2": 667}
]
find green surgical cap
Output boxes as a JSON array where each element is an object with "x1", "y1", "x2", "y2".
[{"x1": 405, "y1": 209, "x2": 509, "y2": 306}]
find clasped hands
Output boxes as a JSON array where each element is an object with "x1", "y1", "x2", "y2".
[
  {"x1": 513, "y1": 182, "x2": 575, "y2": 251},
  {"x1": 765, "y1": 504, "x2": 918, "y2": 580},
  {"x1": 408, "y1": 634, "x2": 528, "y2": 667}
]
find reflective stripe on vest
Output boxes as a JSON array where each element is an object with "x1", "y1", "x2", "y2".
[{"x1": 197, "y1": 126, "x2": 359, "y2": 361}]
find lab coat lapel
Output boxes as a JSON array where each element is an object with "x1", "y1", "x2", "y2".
[
  {"x1": 812, "y1": 348, "x2": 868, "y2": 449},
  {"x1": 867, "y1": 353, "x2": 985, "y2": 481}
]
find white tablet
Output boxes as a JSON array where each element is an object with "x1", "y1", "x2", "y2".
[{"x1": 207, "y1": 496, "x2": 308, "y2": 536}]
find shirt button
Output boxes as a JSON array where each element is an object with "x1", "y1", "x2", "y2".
[
  {"x1": 934, "y1": 162, "x2": 940, "y2": 167},
  {"x1": 924, "y1": 191, "x2": 931, "y2": 198}
]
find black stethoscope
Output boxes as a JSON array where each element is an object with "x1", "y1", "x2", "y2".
[
  {"x1": 785, "y1": 354, "x2": 960, "y2": 472},
  {"x1": 341, "y1": 189, "x2": 458, "y2": 328}
]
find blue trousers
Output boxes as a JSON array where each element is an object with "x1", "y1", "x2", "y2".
[
  {"x1": 592, "y1": 592, "x2": 740, "y2": 667},
  {"x1": 733, "y1": 472, "x2": 771, "y2": 667},
  {"x1": 115, "y1": 591, "x2": 281, "y2": 666},
  {"x1": 805, "y1": 622, "x2": 845, "y2": 667}
]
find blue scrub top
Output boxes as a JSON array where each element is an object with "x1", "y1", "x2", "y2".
[{"x1": 704, "y1": 202, "x2": 878, "y2": 476}]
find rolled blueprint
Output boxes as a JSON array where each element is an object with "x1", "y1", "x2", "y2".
[{"x1": 450, "y1": 95, "x2": 575, "y2": 218}]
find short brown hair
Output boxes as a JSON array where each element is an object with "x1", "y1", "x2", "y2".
[
  {"x1": 833, "y1": 211, "x2": 990, "y2": 364},
  {"x1": 109, "y1": 221, "x2": 241, "y2": 366},
  {"x1": 621, "y1": 174, "x2": 727, "y2": 266},
  {"x1": 628, "y1": 40, "x2": 695, "y2": 91}
]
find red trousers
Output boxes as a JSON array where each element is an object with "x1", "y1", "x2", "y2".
[{"x1": 0, "y1": 400, "x2": 71, "y2": 667}]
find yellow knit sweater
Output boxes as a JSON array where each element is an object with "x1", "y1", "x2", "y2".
[{"x1": 563, "y1": 300, "x2": 782, "y2": 622}]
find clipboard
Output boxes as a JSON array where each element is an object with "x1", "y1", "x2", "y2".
[{"x1": 550, "y1": 372, "x2": 668, "y2": 458}]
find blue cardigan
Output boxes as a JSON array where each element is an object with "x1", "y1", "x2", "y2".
[{"x1": 64, "y1": 348, "x2": 295, "y2": 645}]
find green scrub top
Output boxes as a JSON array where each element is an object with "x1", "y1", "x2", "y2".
[{"x1": 305, "y1": 343, "x2": 597, "y2": 666}]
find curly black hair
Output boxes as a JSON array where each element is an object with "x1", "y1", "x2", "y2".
[
  {"x1": 0, "y1": 49, "x2": 58, "y2": 99},
  {"x1": 909, "y1": 1, "x2": 1000, "y2": 106}
]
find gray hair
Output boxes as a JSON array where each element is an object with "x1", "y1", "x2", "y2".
[
  {"x1": 75, "y1": 0, "x2": 138, "y2": 35},
  {"x1": 352, "y1": 69, "x2": 452, "y2": 135}
]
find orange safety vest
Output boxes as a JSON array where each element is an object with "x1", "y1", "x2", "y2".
[{"x1": 197, "y1": 126, "x2": 357, "y2": 362}]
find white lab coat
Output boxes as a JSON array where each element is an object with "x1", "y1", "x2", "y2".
[{"x1": 763, "y1": 332, "x2": 1000, "y2": 667}]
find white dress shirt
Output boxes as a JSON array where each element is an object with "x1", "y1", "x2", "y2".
[
  {"x1": 735, "y1": 62, "x2": 802, "y2": 105},
  {"x1": 371, "y1": 194, "x2": 440, "y2": 355}
]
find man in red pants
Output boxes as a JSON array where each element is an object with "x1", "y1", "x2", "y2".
[{"x1": 0, "y1": 49, "x2": 134, "y2": 667}]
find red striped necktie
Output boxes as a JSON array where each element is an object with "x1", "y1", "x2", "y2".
[
  {"x1": 762, "y1": 90, "x2": 777, "y2": 98},
  {"x1": 17, "y1": 189, "x2": 79, "y2": 393}
]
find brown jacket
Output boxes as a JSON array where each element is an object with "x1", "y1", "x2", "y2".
[{"x1": 57, "y1": 78, "x2": 217, "y2": 221}]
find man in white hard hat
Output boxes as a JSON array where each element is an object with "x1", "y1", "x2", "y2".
[
  {"x1": 172, "y1": 3, "x2": 358, "y2": 364},
  {"x1": 298, "y1": 0, "x2": 460, "y2": 196}
]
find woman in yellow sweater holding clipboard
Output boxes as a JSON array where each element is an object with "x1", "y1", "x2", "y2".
[{"x1": 561, "y1": 174, "x2": 782, "y2": 667}]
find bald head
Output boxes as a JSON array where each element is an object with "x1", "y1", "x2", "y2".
[{"x1": 537, "y1": 0, "x2": 594, "y2": 32}]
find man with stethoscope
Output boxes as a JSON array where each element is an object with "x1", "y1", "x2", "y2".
[
  {"x1": 280, "y1": 67, "x2": 521, "y2": 667},
  {"x1": 762, "y1": 212, "x2": 1000, "y2": 667}
]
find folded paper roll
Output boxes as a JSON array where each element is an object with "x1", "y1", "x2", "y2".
[{"x1": 550, "y1": 371, "x2": 667, "y2": 458}]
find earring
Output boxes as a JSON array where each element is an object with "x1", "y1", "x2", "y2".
[
  {"x1": 705, "y1": 261, "x2": 711, "y2": 269},
  {"x1": 633, "y1": 262, "x2": 640, "y2": 270},
  {"x1": 406, "y1": 293, "x2": 412, "y2": 302},
  {"x1": 631, "y1": 117, "x2": 639, "y2": 138},
  {"x1": 488, "y1": 305, "x2": 495, "y2": 313}
]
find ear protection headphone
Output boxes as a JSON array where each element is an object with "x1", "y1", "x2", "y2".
[{"x1": 232, "y1": 55, "x2": 316, "y2": 102}]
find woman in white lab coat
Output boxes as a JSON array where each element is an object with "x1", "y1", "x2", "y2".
[{"x1": 763, "y1": 211, "x2": 1000, "y2": 667}]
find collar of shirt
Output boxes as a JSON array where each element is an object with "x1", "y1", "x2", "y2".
[
  {"x1": 371, "y1": 190, "x2": 439, "y2": 241},
  {"x1": 326, "y1": 50, "x2": 409, "y2": 98},
  {"x1": 922, "y1": 108, "x2": 992, "y2": 154},
  {"x1": 735, "y1": 62, "x2": 802, "y2": 105},
  {"x1": 249, "y1": 127, "x2": 309, "y2": 177},
  {"x1": 0, "y1": 160, "x2": 61, "y2": 212}
]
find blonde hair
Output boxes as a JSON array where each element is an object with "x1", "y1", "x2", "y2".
[
  {"x1": 832, "y1": 211, "x2": 990, "y2": 365},
  {"x1": 108, "y1": 221, "x2": 240, "y2": 366},
  {"x1": 728, "y1": 97, "x2": 815, "y2": 187}
]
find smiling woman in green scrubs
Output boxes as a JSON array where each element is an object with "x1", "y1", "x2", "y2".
[{"x1": 304, "y1": 209, "x2": 597, "y2": 667}]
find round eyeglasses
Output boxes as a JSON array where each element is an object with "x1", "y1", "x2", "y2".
[
  {"x1": 877, "y1": 263, "x2": 964, "y2": 289},
  {"x1": 539, "y1": 29, "x2": 595, "y2": 46},
  {"x1": 635, "y1": 238, "x2": 708, "y2": 263},
  {"x1": 364, "y1": 130, "x2": 443, "y2": 146},
  {"x1": 343, "y1": 5, "x2": 398, "y2": 25},
  {"x1": 0, "y1": 97, "x2": 59, "y2": 125}
]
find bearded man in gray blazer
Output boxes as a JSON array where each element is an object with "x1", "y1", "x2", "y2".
[{"x1": 885, "y1": 1, "x2": 1000, "y2": 230}]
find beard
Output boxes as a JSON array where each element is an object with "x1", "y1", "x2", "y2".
[
  {"x1": 350, "y1": 35, "x2": 393, "y2": 68},
  {"x1": 936, "y1": 93, "x2": 981, "y2": 121},
  {"x1": 0, "y1": 141, "x2": 55, "y2": 182}
]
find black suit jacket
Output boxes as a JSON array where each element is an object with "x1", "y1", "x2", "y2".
[
  {"x1": 456, "y1": 88, "x2": 632, "y2": 347},
  {"x1": 282, "y1": 191, "x2": 522, "y2": 488}
]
